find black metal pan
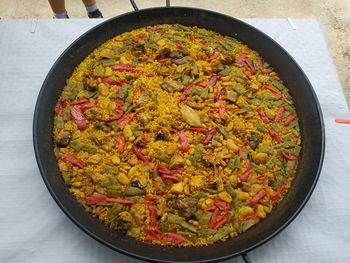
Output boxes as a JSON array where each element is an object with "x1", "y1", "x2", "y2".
[{"x1": 33, "y1": 2, "x2": 325, "y2": 262}]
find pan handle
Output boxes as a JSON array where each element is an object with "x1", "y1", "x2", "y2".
[
  {"x1": 242, "y1": 253, "x2": 252, "y2": 263},
  {"x1": 129, "y1": 0, "x2": 171, "y2": 11}
]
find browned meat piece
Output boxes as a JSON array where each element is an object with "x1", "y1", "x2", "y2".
[
  {"x1": 111, "y1": 211, "x2": 133, "y2": 231},
  {"x1": 156, "y1": 48, "x2": 171, "y2": 59},
  {"x1": 84, "y1": 77, "x2": 98, "y2": 91},
  {"x1": 171, "y1": 197, "x2": 198, "y2": 219},
  {"x1": 56, "y1": 131, "x2": 71, "y2": 147}
]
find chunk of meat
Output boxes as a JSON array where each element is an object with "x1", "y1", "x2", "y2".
[
  {"x1": 171, "y1": 197, "x2": 198, "y2": 219},
  {"x1": 56, "y1": 131, "x2": 71, "y2": 147},
  {"x1": 156, "y1": 48, "x2": 171, "y2": 59},
  {"x1": 111, "y1": 211, "x2": 133, "y2": 231}
]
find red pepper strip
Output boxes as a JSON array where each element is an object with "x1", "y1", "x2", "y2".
[
  {"x1": 147, "y1": 203, "x2": 158, "y2": 226},
  {"x1": 187, "y1": 127, "x2": 208, "y2": 135},
  {"x1": 209, "y1": 75, "x2": 219, "y2": 87},
  {"x1": 132, "y1": 86, "x2": 139, "y2": 104},
  {"x1": 157, "y1": 166, "x2": 184, "y2": 175},
  {"x1": 208, "y1": 208, "x2": 221, "y2": 229},
  {"x1": 207, "y1": 174, "x2": 213, "y2": 184},
  {"x1": 207, "y1": 51, "x2": 220, "y2": 62},
  {"x1": 105, "y1": 197, "x2": 134, "y2": 205},
  {"x1": 270, "y1": 184, "x2": 287, "y2": 203},
  {"x1": 258, "y1": 175, "x2": 266, "y2": 182},
  {"x1": 145, "y1": 71, "x2": 154, "y2": 77},
  {"x1": 200, "y1": 39, "x2": 208, "y2": 45},
  {"x1": 111, "y1": 64, "x2": 133, "y2": 72},
  {"x1": 251, "y1": 190, "x2": 267, "y2": 207},
  {"x1": 244, "y1": 57, "x2": 256, "y2": 74},
  {"x1": 178, "y1": 130, "x2": 189, "y2": 152},
  {"x1": 257, "y1": 108, "x2": 270, "y2": 123},
  {"x1": 100, "y1": 109, "x2": 124, "y2": 122},
  {"x1": 335, "y1": 118, "x2": 350, "y2": 124},
  {"x1": 204, "y1": 205, "x2": 216, "y2": 212},
  {"x1": 144, "y1": 195, "x2": 158, "y2": 201},
  {"x1": 198, "y1": 79, "x2": 208, "y2": 88},
  {"x1": 132, "y1": 33, "x2": 148, "y2": 42},
  {"x1": 71, "y1": 105, "x2": 87, "y2": 130},
  {"x1": 284, "y1": 114, "x2": 296, "y2": 126},
  {"x1": 71, "y1": 98, "x2": 89, "y2": 105},
  {"x1": 115, "y1": 99, "x2": 124, "y2": 109},
  {"x1": 218, "y1": 101, "x2": 226, "y2": 120},
  {"x1": 213, "y1": 198, "x2": 229, "y2": 210},
  {"x1": 243, "y1": 67, "x2": 252, "y2": 80},
  {"x1": 257, "y1": 57, "x2": 268, "y2": 73},
  {"x1": 61, "y1": 154, "x2": 86, "y2": 169},
  {"x1": 240, "y1": 159, "x2": 251, "y2": 182},
  {"x1": 239, "y1": 214, "x2": 260, "y2": 223},
  {"x1": 239, "y1": 139, "x2": 248, "y2": 158},
  {"x1": 269, "y1": 128, "x2": 281, "y2": 143},
  {"x1": 202, "y1": 128, "x2": 217, "y2": 145},
  {"x1": 55, "y1": 100, "x2": 66, "y2": 116},
  {"x1": 274, "y1": 106, "x2": 285, "y2": 122},
  {"x1": 175, "y1": 42, "x2": 183, "y2": 49},
  {"x1": 164, "y1": 233, "x2": 188, "y2": 244},
  {"x1": 147, "y1": 25, "x2": 161, "y2": 31},
  {"x1": 212, "y1": 217, "x2": 228, "y2": 229},
  {"x1": 101, "y1": 77, "x2": 121, "y2": 86},
  {"x1": 264, "y1": 85, "x2": 283, "y2": 99},
  {"x1": 160, "y1": 174, "x2": 179, "y2": 183},
  {"x1": 236, "y1": 53, "x2": 247, "y2": 67},
  {"x1": 117, "y1": 113, "x2": 136, "y2": 130},
  {"x1": 80, "y1": 101, "x2": 97, "y2": 112},
  {"x1": 117, "y1": 136, "x2": 125, "y2": 154},
  {"x1": 179, "y1": 83, "x2": 193, "y2": 102},
  {"x1": 214, "y1": 86, "x2": 225, "y2": 102},
  {"x1": 132, "y1": 145, "x2": 151, "y2": 162},
  {"x1": 144, "y1": 227, "x2": 163, "y2": 242},
  {"x1": 281, "y1": 152, "x2": 298, "y2": 160},
  {"x1": 86, "y1": 194, "x2": 107, "y2": 205}
]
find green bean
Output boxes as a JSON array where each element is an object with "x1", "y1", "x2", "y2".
[
  {"x1": 182, "y1": 74, "x2": 191, "y2": 86},
  {"x1": 190, "y1": 144, "x2": 204, "y2": 165},
  {"x1": 154, "y1": 151, "x2": 171, "y2": 163},
  {"x1": 238, "y1": 219, "x2": 256, "y2": 233},
  {"x1": 106, "y1": 185, "x2": 123, "y2": 197},
  {"x1": 219, "y1": 67, "x2": 232, "y2": 76},
  {"x1": 256, "y1": 123, "x2": 267, "y2": 133},
  {"x1": 62, "y1": 172, "x2": 71, "y2": 184},
  {"x1": 100, "y1": 58, "x2": 116, "y2": 66},
  {"x1": 89, "y1": 135, "x2": 101, "y2": 146},
  {"x1": 266, "y1": 156, "x2": 278, "y2": 169},
  {"x1": 116, "y1": 85, "x2": 128, "y2": 100},
  {"x1": 125, "y1": 186, "x2": 145, "y2": 196},
  {"x1": 271, "y1": 79, "x2": 285, "y2": 91},
  {"x1": 107, "y1": 203, "x2": 123, "y2": 219},
  {"x1": 166, "y1": 214, "x2": 197, "y2": 232},
  {"x1": 62, "y1": 108, "x2": 71, "y2": 122},
  {"x1": 70, "y1": 140, "x2": 81, "y2": 152},
  {"x1": 54, "y1": 146, "x2": 60, "y2": 159},
  {"x1": 81, "y1": 144, "x2": 98, "y2": 153},
  {"x1": 55, "y1": 116, "x2": 64, "y2": 129},
  {"x1": 232, "y1": 86, "x2": 246, "y2": 95},
  {"x1": 227, "y1": 155, "x2": 240, "y2": 170},
  {"x1": 286, "y1": 160, "x2": 297, "y2": 176},
  {"x1": 258, "y1": 144, "x2": 273, "y2": 154},
  {"x1": 84, "y1": 90, "x2": 98, "y2": 99},
  {"x1": 102, "y1": 165, "x2": 119, "y2": 174},
  {"x1": 196, "y1": 210, "x2": 212, "y2": 227},
  {"x1": 224, "y1": 183, "x2": 236, "y2": 198},
  {"x1": 212, "y1": 225, "x2": 232, "y2": 242},
  {"x1": 127, "y1": 227, "x2": 141, "y2": 238},
  {"x1": 217, "y1": 125, "x2": 228, "y2": 139}
]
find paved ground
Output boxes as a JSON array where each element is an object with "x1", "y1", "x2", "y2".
[{"x1": 1, "y1": 0, "x2": 349, "y2": 107}]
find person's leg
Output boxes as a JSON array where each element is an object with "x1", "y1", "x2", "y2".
[
  {"x1": 81, "y1": 0, "x2": 103, "y2": 18},
  {"x1": 48, "y1": 0, "x2": 69, "y2": 18}
]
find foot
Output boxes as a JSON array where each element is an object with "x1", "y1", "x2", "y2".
[{"x1": 88, "y1": 9, "x2": 103, "y2": 18}]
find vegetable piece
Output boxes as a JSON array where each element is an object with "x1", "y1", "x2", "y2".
[
  {"x1": 132, "y1": 145, "x2": 150, "y2": 162},
  {"x1": 158, "y1": 165, "x2": 184, "y2": 175},
  {"x1": 56, "y1": 131, "x2": 71, "y2": 147},
  {"x1": 71, "y1": 105, "x2": 87, "y2": 130},
  {"x1": 61, "y1": 154, "x2": 86, "y2": 169},
  {"x1": 102, "y1": 165, "x2": 119, "y2": 174},
  {"x1": 71, "y1": 98, "x2": 89, "y2": 105},
  {"x1": 86, "y1": 194, "x2": 107, "y2": 205},
  {"x1": 274, "y1": 106, "x2": 285, "y2": 122},
  {"x1": 214, "y1": 86, "x2": 225, "y2": 102},
  {"x1": 178, "y1": 130, "x2": 189, "y2": 152},
  {"x1": 251, "y1": 190, "x2": 267, "y2": 206},
  {"x1": 188, "y1": 127, "x2": 208, "y2": 135},
  {"x1": 257, "y1": 108, "x2": 270, "y2": 123},
  {"x1": 125, "y1": 186, "x2": 145, "y2": 196},
  {"x1": 217, "y1": 125, "x2": 228, "y2": 139},
  {"x1": 281, "y1": 151, "x2": 298, "y2": 160},
  {"x1": 335, "y1": 118, "x2": 350, "y2": 124},
  {"x1": 117, "y1": 113, "x2": 136, "y2": 130},
  {"x1": 240, "y1": 159, "x2": 251, "y2": 182},
  {"x1": 284, "y1": 114, "x2": 296, "y2": 126},
  {"x1": 270, "y1": 184, "x2": 287, "y2": 202},
  {"x1": 154, "y1": 151, "x2": 171, "y2": 163},
  {"x1": 164, "y1": 233, "x2": 188, "y2": 244},
  {"x1": 202, "y1": 128, "x2": 217, "y2": 145},
  {"x1": 179, "y1": 83, "x2": 193, "y2": 102},
  {"x1": 269, "y1": 128, "x2": 280, "y2": 143},
  {"x1": 100, "y1": 109, "x2": 124, "y2": 122},
  {"x1": 209, "y1": 75, "x2": 219, "y2": 86},
  {"x1": 101, "y1": 77, "x2": 121, "y2": 86},
  {"x1": 218, "y1": 101, "x2": 226, "y2": 120},
  {"x1": 179, "y1": 104, "x2": 202, "y2": 126},
  {"x1": 117, "y1": 136, "x2": 125, "y2": 154},
  {"x1": 55, "y1": 100, "x2": 66, "y2": 116},
  {"x1": 111, "y1": 64, "x2": 133, "y2": 72},
  {"x1": 264, "y1": 85, "x2": 283, "y2": 99},
  {"x1": 212, "y1": 225, "x2": 232, "y2": 242}
]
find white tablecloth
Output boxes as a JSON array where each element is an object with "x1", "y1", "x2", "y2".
[{"x1": 0, "y1": 18, "x2": 349, "y2": 263}]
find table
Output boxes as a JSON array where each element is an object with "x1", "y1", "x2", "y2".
[{"x1": 0, "y1": 18, "x2": 349, "y2": 263}]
